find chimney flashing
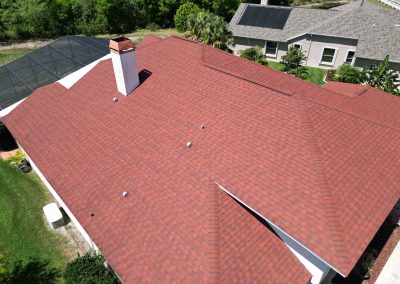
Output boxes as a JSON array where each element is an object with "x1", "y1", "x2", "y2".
[{"x1": 109, "y1": 37, "x2": 135, "y2": 54}]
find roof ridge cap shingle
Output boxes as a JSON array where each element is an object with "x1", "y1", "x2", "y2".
[
  {"x1": 207, "y1": 184, "x2": 221, "y2": 283},
  {"x1": 295, "y1": 96, "x2": 351, "y2": 273},
  {"x1": 299, "y1": 89, "x2": 400, "y2": 133}
]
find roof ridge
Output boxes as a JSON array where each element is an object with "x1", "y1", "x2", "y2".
[
  {"x1": 297, "y1": 90, "x2": 400, "y2": 133},
  {"x1": 296, "y1": 96, "x2": 351, "y2": 273},
  {"x1": 207, "y1": 183, "x2": 221, "y2": 283}
]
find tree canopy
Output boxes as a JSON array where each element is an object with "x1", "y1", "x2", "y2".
[{"x1": 0, "y1": 0, "x2": 256, "y2": 40}]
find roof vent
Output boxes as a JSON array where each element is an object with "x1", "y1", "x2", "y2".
[
  {"x1": 122, "y1": 191, "x2": 129, "y2": 198},
  {"x1": 89, "y1": 211, "x2": 95, "y2": 217},
  {"x1": 113, "y1": 97, "x2": 118, "y2": 102},
  {"x1": 186, "y1": 141, "x2": 192, "y2": 148},
  {"x1": 200, "y1": 123, "x2": 206, "y2": 130}
]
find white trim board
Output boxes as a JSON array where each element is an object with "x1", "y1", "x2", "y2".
[
  {"x1": 214, "y1": 181, "x2": 344, "y2": 283},
  {"x1": 58, "y1": 54, "x2": 111, "y2": 89}
]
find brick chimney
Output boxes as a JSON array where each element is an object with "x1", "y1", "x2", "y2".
[{"x1": 109, "y1": 37, "x2": 140, "y2": 96}]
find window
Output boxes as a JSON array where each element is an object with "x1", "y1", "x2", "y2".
[
  {"x1": 344, "y1": 50, "x2": 355, "y2": 64},
  {"x1": 293, "y1": 43, "x2": 302, "y2": 50},
  {"x1": 320, "y1": 47, "x2": 337, "y2": 65},
  {"x1": 265, "y1": 41, "x2": 278, "y2": 57}
]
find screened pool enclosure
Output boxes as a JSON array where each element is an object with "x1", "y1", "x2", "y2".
[{"x1": 0, "y1": 36, "x2": 109, "y2": 110}]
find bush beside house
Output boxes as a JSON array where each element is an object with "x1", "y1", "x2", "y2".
[{"x1": 64, "y1": 253, "x2": 120, "y2": 284}]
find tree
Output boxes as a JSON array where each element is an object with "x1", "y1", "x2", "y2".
[
  {"x1": 64, "y1": 253, "x2": 120, "y2": 284},
  {"x1": 239, "y1": 46, "x2": 268, "y2": 66},
  {"x1": 280, "y1": 46, "x2": 307, "y2": 72},
  {"x1": 364, "y1": 55, "x2": 400, "y2": 96},
  {"x1": 288, "y1": 66, "x2": 309, "y2": 79},
  {"x1": 333, "y1": 64, "x2": 365, "y2": 84},
  {"x1": 174, "y1": 2, "x2": 201, "y2": 32},
  {"x1": 185, "y1": 11, "x2": 233, "y2": 50}
]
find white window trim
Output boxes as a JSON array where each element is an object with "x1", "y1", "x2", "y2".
[
  {"x1": 344, "y1": 49, "x2": 355, "y2": 65},
  {"x1": 319, "y1": 46, "x2": 338, "y2": 66},
  {"x1": 265, "y1": 40, "x2": 278, "y2": 58},
  {"x1": 292, "y1": 43, "x2": 303, "y2": 51}
]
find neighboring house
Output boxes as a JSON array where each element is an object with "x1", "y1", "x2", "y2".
[
  {"x1": 0, "y1": 36, "x2": 109, "y2": 111},
  {"x1": 230, "y1": 1, "x2": 400, "y2": 71},
  {"x1": 3, "y1": 36, "x2": 400, "y2": 283},
  {"x1": 377, "y1": 0, "x2": 400, "y2": 10}
]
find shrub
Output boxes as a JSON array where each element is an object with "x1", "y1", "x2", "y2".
[
  {"x1": 5, "y1": 149, "x2": 26, "y2": 165},
  {"x1": 288, "y1": 66, "x2": 309, "y2": 79},
  {"x1": 145, "y1": 23, "x2": 160, "y2": 32},
  {"x1": 364, "y1": 55, "x2": 400, "y2": 96},
  {"x1": 64, "y1": 253, "x2": 119, "y2": 284},
  {"x1": 334, "y1": 64, "x2": 365, "y2": 84},
  {"x1": 174, "y1": 3, "x2": 201, "y2": 32},
  {"x1": 185, "y1": 11, "x2": 233, "y2": 50},
  {"x1": 280, "y1": 46, "x2": 307, "y2": 72},
  {"x1": 239, "y1": 46, "x2": 268, "y2": 66}
]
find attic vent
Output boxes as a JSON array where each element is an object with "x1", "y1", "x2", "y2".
[{"x1": 186, "y1": 141, "x2": 193, "y2": 148}]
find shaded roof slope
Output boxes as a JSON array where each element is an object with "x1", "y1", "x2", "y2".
[{"x1": 4, "y1": 37, "x2": 400, "y2": 280}]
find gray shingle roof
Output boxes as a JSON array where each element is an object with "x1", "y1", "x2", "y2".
[{"x1": 230, "y1": 2, "x2": 400, "y2": 62}]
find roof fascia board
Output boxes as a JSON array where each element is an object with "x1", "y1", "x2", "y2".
[
  {"x1": 287, "y1": 32, "x2": 359, "y2": 42},
  {"x1": 214, "y1": 181, "x2": 345, "y2": 278}
]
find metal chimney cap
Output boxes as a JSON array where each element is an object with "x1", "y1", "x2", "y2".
[{"x1": 109, "y1": 37, "x2": 134, "y2": 53}]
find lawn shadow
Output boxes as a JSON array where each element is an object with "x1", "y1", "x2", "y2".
[{"x1": 2, "y1": 258, "x2": 61, "y2": 284}]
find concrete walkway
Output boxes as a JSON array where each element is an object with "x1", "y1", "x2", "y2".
[{"x1": 375, "y1": 240, "x2": 400, "y2": 284}]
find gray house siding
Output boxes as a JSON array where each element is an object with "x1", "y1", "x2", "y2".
[
  {"x1": 233, "y1": 35, "x2": 358, "y2": 69},
  {"x1": 302, "y1": 35, "x2": 358, "y2": 69}
]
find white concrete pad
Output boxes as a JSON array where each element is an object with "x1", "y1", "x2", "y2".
[{"x1": 375, "y1": 240, "x2": 400, "y2": 284}]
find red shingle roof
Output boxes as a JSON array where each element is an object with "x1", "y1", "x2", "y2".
[{"x1": 4, "y1": 36, "x2": 400, "y2": 282}]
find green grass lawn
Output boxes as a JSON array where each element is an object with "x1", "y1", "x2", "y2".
[
  {"x1": 0, "y1": 48, "x2": 34, "y2": 67},
  {"x1": 267, "y1": 60, "x2": 327, "y2": 85},
  {"x1": 0, "y1": 159, "x2": 69, "y2": 272},
  {"x1": 98, "y1": 28, "x2": 184, "y2": 40}
]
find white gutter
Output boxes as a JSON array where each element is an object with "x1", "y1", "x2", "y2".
[{"x1": 58, "y1": 54, "x2": 111, "y2": 89}]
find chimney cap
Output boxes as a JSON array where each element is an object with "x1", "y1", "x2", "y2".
[{"x1": 109, "y1": 37, "x2": 134, "y2": 53}]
